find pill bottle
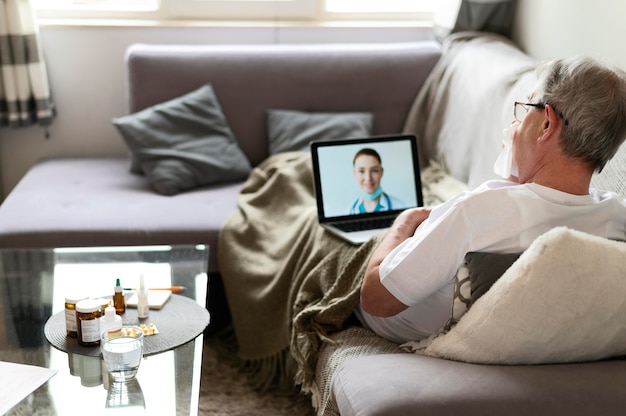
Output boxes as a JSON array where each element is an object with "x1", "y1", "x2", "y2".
[
  {"x1": 99, "y1": 305, "x2": 122, "y2": 336},
  {"x1": 65, "y1": 293, "x2": 87, "y2": 338},
  {"x1": 76, "y1": 299, "x2": 102, "y2": 347}
]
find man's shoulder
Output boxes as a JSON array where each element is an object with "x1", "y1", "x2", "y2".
[
  {"x1": 450, "y1": 181, "x2": 538, "y2": 212},
  {"x1": 478, "y1": 179, "x2": 521, "y2": 190},
  {"x1": 465, "y1": 179, "x2": 527, "y2": 198}
]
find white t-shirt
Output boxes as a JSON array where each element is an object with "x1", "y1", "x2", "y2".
[{"x1": 356, "y1": 180, "x2": 626, "y2": 344}]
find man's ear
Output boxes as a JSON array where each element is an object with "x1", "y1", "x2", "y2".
[{"x1": 540, "y1": 104, "x2": 562, "y2": 141}]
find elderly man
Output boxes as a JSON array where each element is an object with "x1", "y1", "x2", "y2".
[{"x1": 356, "y1": 56, "x2": 626, "y2": 344}]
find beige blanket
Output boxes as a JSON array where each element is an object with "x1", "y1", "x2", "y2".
[
  {"x1": 217, "y1": 151, "x2": 384, "y2": 392},
  {"x1": 217, "y1": 150, "x2": 467, "y2": 393}
]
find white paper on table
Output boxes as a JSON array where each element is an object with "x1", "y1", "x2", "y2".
[{"x1": 0, "y1": 361, "x2": 57, "y2": 414}]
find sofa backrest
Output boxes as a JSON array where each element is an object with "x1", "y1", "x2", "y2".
[
  {"x1": 404, "y1": 33, "x2": 538, "y2": 188},
  {"x1": 125, "y1": 42, "x2": 442, "y2": 167}
]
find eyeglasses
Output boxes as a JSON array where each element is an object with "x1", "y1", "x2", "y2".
[
  {"x1": 513, "y1": 101, "x2": 545, "y2": 122},
  {"x1": 513, "y1": 101, "x2": 569, "y2": 125}
]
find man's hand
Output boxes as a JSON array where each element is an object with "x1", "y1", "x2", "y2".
[{"x1": 360, "y1": 207, "x2": 431, "y2": 317}]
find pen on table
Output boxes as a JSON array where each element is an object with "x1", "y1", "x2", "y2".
[{"x1": 123, "y1": 286, "x2": 186, "y2": 293}]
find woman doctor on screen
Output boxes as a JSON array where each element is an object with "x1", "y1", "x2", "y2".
[{"x1": 349, "y1": 148, "x2": 406, "y2": 214}]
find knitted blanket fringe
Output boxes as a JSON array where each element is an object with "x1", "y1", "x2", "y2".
[{"x1": 239, "y1": 348, "x2": 296, "y2": 392}]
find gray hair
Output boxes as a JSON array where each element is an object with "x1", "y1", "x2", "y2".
[{"x1": 534, "y1": 56, "x2": 626, "y2": 172}]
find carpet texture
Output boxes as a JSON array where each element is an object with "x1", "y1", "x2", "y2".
[{"x1": 199, "y1": 334, "x2": 315, "y2": 415}]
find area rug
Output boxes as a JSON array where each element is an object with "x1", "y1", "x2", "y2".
[{"x1": 199, "y1": 333, "x2": 315, "y2": 416}]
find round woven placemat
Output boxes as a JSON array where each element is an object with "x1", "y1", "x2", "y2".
[{"x1": 44, "y1": 294, "x2": 210, "y2": 357}]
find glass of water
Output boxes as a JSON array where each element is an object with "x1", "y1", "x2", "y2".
[{"x1": 101, "y1": 326, "x2": 144, "y2": 382}]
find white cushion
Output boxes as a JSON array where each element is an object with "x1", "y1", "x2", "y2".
[{"x1": 416, "y1": 227, "x2": 626, "y2": 364}]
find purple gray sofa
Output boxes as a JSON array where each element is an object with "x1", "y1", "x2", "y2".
[
  {"x1": 0, "y1": 41, "x2": 441, "y2": 334},
  {"x1": 0, "y1": 41, "x2": 441, "y2": 273}
]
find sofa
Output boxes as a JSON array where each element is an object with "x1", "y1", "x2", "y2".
[
  {"x1": 1, "y1": 32, "x2": 625, "y2": 416},
  {"x1": 0, "y1": 41, "x2": 440, "y2": 273}
]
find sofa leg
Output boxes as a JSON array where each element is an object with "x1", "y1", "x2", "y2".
[{"x1": 204, "y1": 273, "x2": 232, "y2": 337}]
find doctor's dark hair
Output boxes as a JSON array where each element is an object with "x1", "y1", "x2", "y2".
[
  {"x1": 353, "y1": 148, "x2": 382, "y2": 166},
  {"x1": 534, "y1": 56, "x2": 626, "y2": 172}
]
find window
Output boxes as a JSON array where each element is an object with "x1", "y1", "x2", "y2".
[
  {"x1": 33, "y1": 0, "x2": 437, "y2": 22},
  {"x1": 164, "y1": 0, "x2": 317, "y2": 20},
  {"x1": 33, "y1": 0, "x2": 160, "y2": 20},
  {"x1": 34, "y1": 0, "x2": 157, "y2": 12},
  {"x1": 326, "y1": 0, "x2": 436, "y2": 13}
]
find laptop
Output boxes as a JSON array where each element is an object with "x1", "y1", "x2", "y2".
[{"x1": 310, "y1": 134, "x2": 423, "y2": 244}]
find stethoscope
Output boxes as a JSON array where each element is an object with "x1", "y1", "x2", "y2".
[{"x1": 350, "y1": 192, "x2": 392, "y2": 214}]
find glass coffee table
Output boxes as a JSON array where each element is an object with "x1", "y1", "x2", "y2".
[{"x1": 0, "y1": 244, "x2": 209, "y2": 415}]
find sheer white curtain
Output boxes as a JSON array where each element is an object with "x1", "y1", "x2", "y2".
[{"x1": 0, "y1": 0, "x2": 54, "y2": 128}]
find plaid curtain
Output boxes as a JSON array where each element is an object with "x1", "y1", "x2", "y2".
[{"x1": 0, "y1": 0, "x2": 55, "y2": 128}]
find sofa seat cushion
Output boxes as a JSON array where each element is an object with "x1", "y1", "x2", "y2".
[
  {"x1": 331, "y1": 353, "x2": 626, "y2": 416},
  {"x1": 0, "y1": 158, "x2": 239, "y2": 272}
]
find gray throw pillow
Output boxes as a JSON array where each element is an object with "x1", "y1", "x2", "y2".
[
  {"x1": 113, "y1": 84, "x2": 251, "y2": 196},
  {"x1": 464, "y1": 251, "x2": 522, "y2": 305},
  {"x1": 267, "y1": 109, "x2": 373, "y2": 155}
]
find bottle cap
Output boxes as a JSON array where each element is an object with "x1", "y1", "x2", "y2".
[
  {"x1": 115, "y1": 278, "x2": 122, "y2": 293},
  {"x1": 65, "y1": 293, "x2": 87, "y2": 304},
  {"x1": 104, "y1": 305, "x2": 116, "y2": 318},
  {"x1": 76, "y1": 299, "x2": 102, "y2": 313}
]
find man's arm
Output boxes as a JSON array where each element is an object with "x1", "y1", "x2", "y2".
[{"x1": 360, "y1": 207, "x2": 431, "y2": 317}]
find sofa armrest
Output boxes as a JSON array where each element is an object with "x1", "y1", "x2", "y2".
[{"x1": 331, "y1": 353, "x2": 626, "y2": 416}]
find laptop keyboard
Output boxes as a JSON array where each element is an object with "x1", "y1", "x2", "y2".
[{"x1": 333, "y1": 217, "x2": 395, "y2": 232}]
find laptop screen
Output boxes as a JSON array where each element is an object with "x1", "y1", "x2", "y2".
[{"x1": 311, "y1": 135, "x2": 423, "y2": 222}]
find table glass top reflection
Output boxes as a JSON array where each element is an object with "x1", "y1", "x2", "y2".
[{"x1": 0, "y1": 244, "x2": 209, "y2": 415}]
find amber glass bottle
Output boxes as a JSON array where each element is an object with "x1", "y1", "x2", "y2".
[
  {"x1": 113, "y1": 278, "x2": 126, "y2": 314},
  {"x1": 76, "y1": 299, "x2": 102, "y2": 347}
]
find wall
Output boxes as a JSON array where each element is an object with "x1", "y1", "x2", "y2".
[
  {"x1": 0, "y1": 23, "x2": 432, "y2": 199},
  {"x1": 512, "y1": 0, "x2": 626, "y2": 69}
]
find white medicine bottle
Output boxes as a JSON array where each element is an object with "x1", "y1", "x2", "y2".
[
  {"x1": 137, "y1": 274, "x2": 150, "y2": 319},
  {"x1": 100, "y1": 305, "x2": 122, "y2": 336}
]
